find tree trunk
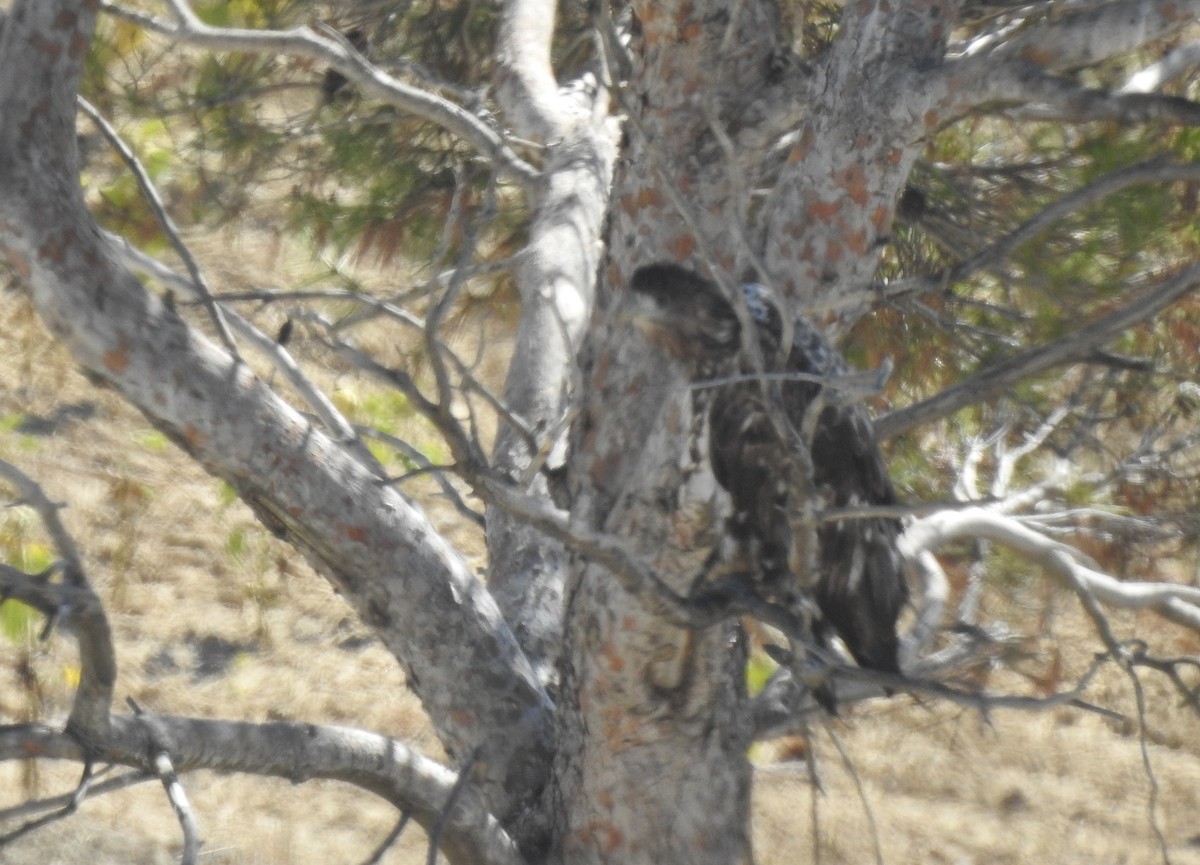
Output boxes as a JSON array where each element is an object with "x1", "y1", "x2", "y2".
[{"x1": 552, "y1": 308, "x2": 751, "y2": 864}]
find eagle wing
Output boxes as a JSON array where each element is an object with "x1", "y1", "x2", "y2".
[
  {"x1": 626, "y1": 265, "x2": 908, "y2": 674},
  {"x1": 717, "y1": 290, "x2": 908, "y2": 673}
]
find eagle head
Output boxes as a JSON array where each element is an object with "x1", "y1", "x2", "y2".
[{"x1": 626, "y1": 264, "x2": 741, "y2": 367}]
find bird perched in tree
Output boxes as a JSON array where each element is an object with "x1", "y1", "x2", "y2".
[
  {"x1": 320, "y1": 27, "x2": 370, "y2": 104},
  {"x1": 627, "y1": 263, "x2": 908, "y2": 675}
]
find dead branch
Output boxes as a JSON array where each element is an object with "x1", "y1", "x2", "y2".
[
  {"x1": 901, "y1": 506, "x2": 1200, "y2": 632},
  {"x1": 105, "y1": 232, "x2": 386, "y2": 475},
  {"x1": 877, "y1": 261, "x2": 1200, "y2": 439},
  {"x1": 100, "y1": 0, "x2": 537, "y2": 185},
  {"x1": 0, "y1": 459, "x2": 525, "y2": 865}
]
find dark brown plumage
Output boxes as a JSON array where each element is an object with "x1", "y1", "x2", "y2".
[
  {"x1": 321, "y1": 27, "x2": 370, "y2": 103},
  {"x1": 627, "y1": 263, "x2": 908, "y2": 674},
  {"x1": 627, "y1": 264, "x2": 742, "y2": 371}
]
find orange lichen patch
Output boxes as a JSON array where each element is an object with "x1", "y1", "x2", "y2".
[
  {"x1": 680, "y1": 22, "x2": 702, "y2": 40},
  {"x1": 845, "y1": 227, "x2": 869, "y2": 254},
  {"x1": 574, "y1": 823, "x2": 626, "y2": 855},
  {"x1": 872, "y1": 204, "x2": 891, "y2": 232},
  {"x1": 923, "y1": 109, "x2": 940, "y2": 129},
  {"x1": 854, "y1": 133, "x2": 872, "y2": 149},
  {"x1": 835, "y1": 165, "x2": 869, "y2": 205},
  {"x1": 636, "y1": 186, "x2": 664, "y2": 208},
  {"x1": 53, "y1": 10, "x2": 78, "y2": 27},
  {"x1": 824, "y1": 238, "x2": 844, "y2": 264},
  {"x1": 809, "y1": 198, "x2": 841, "y2": 220},
  {"x1": 787, "y1": 127, "x2": 816, "y2": 163},
  {"x1": 182, "y1": 424, "x2": 207, "y2": 449},
  {"x1": 29, "y1": 33, "x2": 62, "y2": 59},
  {"x1": 597, "y1": 823, "x2": 626, "y2": 855},
  {"x1": 600, "y1": 639, "x2": 625, "y2": 672},
  {"x1": 103, "y1": 336, "x2": 131, "y2": 373},
  {"x1": 669, "y1": 234, "x2": 696, "y2": 259},
  {"x1": 339, "y1": 523, "x2": 369, "y2": 544},
  {"x1": 1163, "y1": 1, "x2": 1184, "y2": 21},
  {"x1": 1021, "y1": 45, "x2": 1054, "y2": 65},
  {"x1": 0, "y1": 245, "x2": 30, "y2": 279},
  {"x1": 887, "y1": 147, "x2": 904, "y2": 164}
]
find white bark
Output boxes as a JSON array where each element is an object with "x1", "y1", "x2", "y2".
[
  {"x1": 0, "y1": 0, "x2": 550, "y2": 827},
  {"x1": 902, "y1": 507, "x2": 1200, "y2": 631},
  {"x1": 487, "y1": 0, "x2": 619, "y2": 686}
]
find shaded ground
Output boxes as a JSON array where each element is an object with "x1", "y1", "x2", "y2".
[{"x1": 1, "y1": 230, "x2": 1199, "y2": 865}]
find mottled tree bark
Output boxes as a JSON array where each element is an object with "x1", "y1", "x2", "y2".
[
  {"x1": 6, "y1": 0, "x2": 1200, "y2": 862},
  {"x1": 0, "y1": 0, "x2": 551, "y2": 830}
]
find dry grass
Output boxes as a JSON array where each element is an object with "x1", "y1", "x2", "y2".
[{"x1": 1, "y1": 231, "x2": 1199, "y2": 865}]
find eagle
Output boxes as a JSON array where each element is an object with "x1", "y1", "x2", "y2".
[{"x1": 627, "y1": 263, "x2": 908, "y2": 675}]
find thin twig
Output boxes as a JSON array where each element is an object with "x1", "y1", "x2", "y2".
[
  {"x1": 426, "y1": 748, "x2": 482, "y2": 865},
  {"x1": 358, "y1": 810, "x2": 412, "y2": 865},
  {"x1": 76, "y1": 97, "x2": 238, "y2": 357},
  {"x1": 0, "y1": 760, "x2": 97, "y2": 846},
  {"x1": 127, "y1": 698, "x2": 201, "y2": 865},
  {"x1": 822, "y1": 722, "x2": 884, "y2": 865},
  {"x1": 0, "y1": 767, "x2": 150, "y2": 823}
]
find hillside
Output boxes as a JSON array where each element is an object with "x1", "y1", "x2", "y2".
[{"x1": 1, "y1": 227, "x2": 1199, "y2": 865}]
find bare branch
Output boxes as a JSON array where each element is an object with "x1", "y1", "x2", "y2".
[
  {"x1": 127, "y1": 698, "x2": 201, "y2": 865},
  {"x1": 99, "y1": 1, "x2": 537, "y2": 185},
  {"x1": 0, "y1": 760, "x2": 98, "y2": 846},
  {"x1": 901, "y1": 507, "x2": 1200, "y2": 631},
  {"x1": 0, "y1": 718, "x2": 527, "y2": 865},
  {"x1": 993, "y1": 0, "x2": 1200, "y2": 72},
  {"x1": 76, "y1": 97, "x2": 237, "y2": 356},
  {"x1": 0, "y1": 765, "x2": 150, "y2": 825},
  {"x1": 976, "y1": 68, "x2": 1200, "y2": 124},
  {"x1": 1120, "y1": 40, "x2": 1200, "y2": 93},
  {"x1": 877, "y1": 158, "x2": 1200, "y2": 302},
  {"x1": 106, "y1": 233, "x2": 386, "y2": 475},
  {"x1": 877, "y1": 262, "x2": 1200, "y2": 438},
  {"x1": 495, "y1": 0, "x2": 571, "y2": 142},
  {"x1": 0, "y1": 0, "x2": 552, "y2": 820},
  {"x1": 485, "y1": 0, "x2": 619, "y2": 685},
  {"x1": 0, "y1": 461, "x2": 115, "y2": 740},
  {"x1": 359, "y1": 811, "x2": 412, "y2": 865}
]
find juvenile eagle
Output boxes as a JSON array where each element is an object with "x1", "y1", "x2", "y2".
[{"x1": 627, "y1": 263, "x2": 908, "y2": 674}]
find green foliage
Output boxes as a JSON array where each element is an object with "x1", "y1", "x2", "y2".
[
  {"x1": 0, "y1": 599, "x2": 38, "y2": 644},
  {"x1": 0, "y1": 509, "x2": 53, "y2": 643},
  {"x1": 745, "y1": 650, "x2": 778, "y2": 698},
  {"x1": 226, "y1": 526, "x2": 249, "y2": 562},
  {"x1": 217, "y1": 479, "x2": 240, "y2": 509},
  {"x1": 193, "y1": 0, "x2": 297, "y2": 28},
  {"x1": 132, "y1": 429, "x2": 171, "y2": 453}
]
